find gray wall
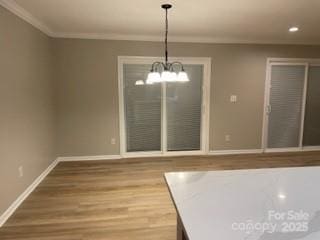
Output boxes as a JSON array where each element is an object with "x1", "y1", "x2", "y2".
[
  {"x1": 54, "y1": 39, "x2": 320, "y2": 156},
  {"x1": 0, "y1": 7, "x2": 56, "y2": 216},
  {"x1": 2, "y1": 3, "x2": 320, "y2": 219}
]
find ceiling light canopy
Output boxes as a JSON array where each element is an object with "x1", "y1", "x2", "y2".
[{"x1": 146, "y1": 4, "x2": 189, "y2": 84}]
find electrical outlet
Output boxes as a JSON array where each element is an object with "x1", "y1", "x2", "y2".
[
  {"x1": 225, "y1": 135, "x2": 231, "y2": 142},
  {"x1": 18, "y1": 166, "x2": 23, "y2": 178},
  {"x1": 111, "y1": 138, "x2": 116, "y2": 145}
]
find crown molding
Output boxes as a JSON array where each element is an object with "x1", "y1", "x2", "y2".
[
  {"x1": 53, "y1": 32, "x2": 252, "y2": 43},
  {"x1": 1, "y1": 0, "x2": 320, "y2": 45},
  {"x1": 0, "y1": 0, "x2": 54, "y2": 36},
  {"x1": 50, "y1": 32, "x2": 320, "y2": 45}
]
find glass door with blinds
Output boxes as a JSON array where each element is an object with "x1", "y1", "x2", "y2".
[
  {"x1": 166, "y1": 64, "x2": 203, "y2": 152},
  {"x1": 263, "y1": 59, "x2": 320, "y2": 152},
  {"x1": 303, "y1": 65, "x2": 320, "y2": 147},
  {"x1": 118, "y1": 57, "x2": 211, "y2": 156},
  {"x1": 123, "y1": 64, "x2": 162, "y2": 153}
]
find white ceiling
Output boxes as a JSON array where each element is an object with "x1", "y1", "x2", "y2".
[{"x1": 2, "y1": 0, "x2": 320, "y2": 44}]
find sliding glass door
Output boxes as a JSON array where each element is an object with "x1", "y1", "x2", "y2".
[
  {"x1": 264, "y1": 60, "x2": 320, "y2": 151},
  {"x1": 303, "y1": 66, "x2": 320, "y2": 146},
  {"x1": 119, "y1": 57, "x2": 210, "y2": 156},
  {"x1": 267, "y1": 64, "x2": 307, "y2": 149},
  {"x1": 166, "y1": 65, "x2": 203, "y2": 151}
]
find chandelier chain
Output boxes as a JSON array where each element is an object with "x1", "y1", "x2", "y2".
[{"x1": 165, "y1": 7, "x2": 168, "y2": 68}]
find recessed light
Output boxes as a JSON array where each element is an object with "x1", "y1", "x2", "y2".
[
  {"x1": 278, "y1": 193, "x2": 286, "y2": 199},
  {"x1": 289, "y1": 27, "x2": 299, "y2": 32}
]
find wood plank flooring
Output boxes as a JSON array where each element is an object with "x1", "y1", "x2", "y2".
[{"x1": 1, "y1": 152, "x2": 320, "y2": 240}]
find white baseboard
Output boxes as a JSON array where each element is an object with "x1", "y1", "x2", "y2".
[
  {"x1": 265, "y1": 146, "x2": 320, "y2": 153},
  {"x1": 2, "y1": 146, "x2": 319, "y2": 227},
  {"x1": 302, "y1": 146, "x2": 320, "y2": 152},
  {"x1": 264, "y1": 148, "x2": 301, "y2": 153},
  {"x1": 0, "y1": 158, "x2": 59, "y2": 227},
  {"x1": 209, "y1": 149, "x2": 264, "y2": 155},
  {"x1": 58, "y1": 150, "x2": 265, "y2": 161},
  {"x1": 57, "y1": 155, "x2": 122, "y2": 162}
]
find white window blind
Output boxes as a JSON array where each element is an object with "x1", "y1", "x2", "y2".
[
  {"x1": 267, "y1": 65, "x2": 306, "y2": 148},
  {"x1": 123, "y1": 64, "x2": 161, "y2": 152},
  {"x1": 122, "y1": 61, "x2": 206, "y2": 153},
  {"x1": 166, "y1": 65, "x2": 203, "y2": 151}
]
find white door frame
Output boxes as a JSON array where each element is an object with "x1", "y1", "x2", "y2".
[
  {"x1": 262, "y1": 58, "x2": 320, "y2": 152},
  {"x1": 118, "y1": 56, "x2": 211, "y2": 158}
]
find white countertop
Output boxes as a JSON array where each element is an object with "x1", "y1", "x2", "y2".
[{"x1": 165, "y1": 166, "x2": 320, "y2": 240}]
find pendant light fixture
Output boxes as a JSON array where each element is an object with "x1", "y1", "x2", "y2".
[{"x1": 146, "y1": 4, "x2": 189, "y2": 84}]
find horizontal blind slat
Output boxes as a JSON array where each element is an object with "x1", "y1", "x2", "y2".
[
  {"x1": 167, "y1": 65, "x2": 203, "y2": 151},
  {"x1": 268, "y1": 65, "x2": 305, "y2": 148},
  {"x1": 124, "y1": 64, "x2": 161, "y2": 152}
]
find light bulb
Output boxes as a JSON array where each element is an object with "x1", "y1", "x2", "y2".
[
  {"x1": 169, "y1": 72, "x2": 178, "y2": 82},
  {"x1": 161, "y1": 71, "x2": 171, "y2": 82},
  {"x1": 135, "y1": 80, "x2": 145, "y2": 85},
  {"x1": 161, "y1": 71, "x2": 177, "y2": 82},
  {"x1": 177, "y1": 71, "x2": 189, "y2": 82},
  {"x1": 146, "y1": 72, "x2": 161, "y2": 84},
  {"x1": 146, "y1": 79, "x2": 153, "y2": 85}
]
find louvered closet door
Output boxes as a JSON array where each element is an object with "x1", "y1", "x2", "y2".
[
  {"x1": 123, "y1": 64, "x2": 161, "y2": 152},
  {"x1": 166, "y1": 65, "x2": 203, "y2": 151},
  {"x1": 267, "y1": 65, "x2": 306, "y2": 149},
  {"x1": 303, "y1": 66, "x2": 320, "y2": 146}
]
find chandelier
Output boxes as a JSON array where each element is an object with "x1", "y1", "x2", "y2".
[{"x1": 146, "y1": 4, "x2": 189, "y2": 84}]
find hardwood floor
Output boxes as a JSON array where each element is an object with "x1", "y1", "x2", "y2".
[{"x1": 1, "y1": 152, "x2": 320, "y2": 240}]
